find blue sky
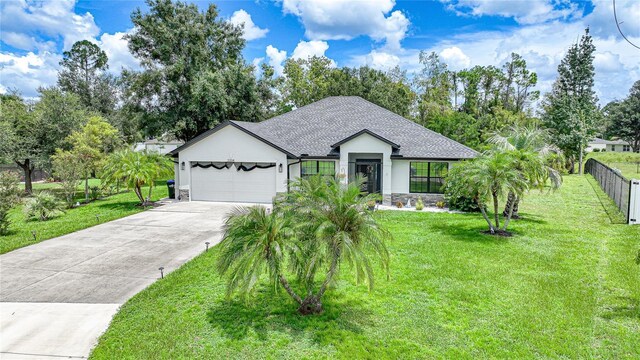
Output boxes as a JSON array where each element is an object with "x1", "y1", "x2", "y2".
[{"x1": 1, "y1": 0, "x2": 638, "y2": 105}]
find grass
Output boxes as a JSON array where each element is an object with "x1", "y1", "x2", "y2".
[
  {"x1": 90, "y1": 175, "x2": 640, "y2": 359},
  {"x1": 587, "y1": 152, "x2": 640, "y2": 179},
  {"x1": 0, "y1": 181, "x2": 168, "y2": 254}
]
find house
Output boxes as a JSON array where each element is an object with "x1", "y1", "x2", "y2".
[
  {"x1": 169, "y1": 96, "x2": 477, "y2": 205},
  {"x1": 587, "y1": 138, "x2": 632, "y2": 152},
  {"x1": 134, "y1": 139, "x2": 184, "y2": 155}
]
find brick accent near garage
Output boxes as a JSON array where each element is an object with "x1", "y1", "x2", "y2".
[{"x1": 179, "y1": 189, "x2": 190, "y2": 201}]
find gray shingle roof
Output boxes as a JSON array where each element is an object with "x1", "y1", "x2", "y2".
[
  {"x1": 589, "y1": 137, "x2": 629, "y2": 145},
  {"x1": 230, "y1": 96, "x2": 477, "y2": 159}
]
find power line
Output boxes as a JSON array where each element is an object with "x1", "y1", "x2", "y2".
[{"x1": 613, "y1": 0, "x2": 640, "y2": 50}]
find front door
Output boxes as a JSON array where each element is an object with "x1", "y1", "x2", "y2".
[{"x1": 354, "y1": 160, "x2": 381, "y2": 194}]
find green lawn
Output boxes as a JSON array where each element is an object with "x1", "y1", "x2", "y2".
[
  {"x1": 587, "y1": 152, "x2": 640, "y2": 179},
  {"x1": 1, "y1": 181, "x2": 168, "y2": 254},
  {"x1": 90, "y1": 175, "x2": 640, "y2": 359}
]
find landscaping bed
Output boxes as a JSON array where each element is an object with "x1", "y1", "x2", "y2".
[{"x1": 90, "y1": 175, "x2": 640, "y2": 359}]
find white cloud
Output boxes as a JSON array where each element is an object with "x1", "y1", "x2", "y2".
[
  {"x1": 0, "y1": 51, "x2": 61, "y2": 97},
  {"x1": 442, "y1": 0, "x2": 580, "y2": 25},
  {"x1": 265, "y1": 45, "x2": 288, "y2": 76},
  {"x1": 291, "y1": 40, "x2": 329, "y2": 60},
  {"x1": 584, "y1": 0, "x2": 640, "y2": 38},
  {"x1": 0, "y1": 0, "x2": 100, "y2": 51},
  {"x1": 281, "y1": 0, "x2": 410, "y2": 50},
  {"x1": 439, "y1": 46, "x2": 470, "y2": 70},
  {"x1": 97, "y1": 31, "x2": 140, "y2": 73},
  {"x1": 229, "y1": 9, "x2": 269, "y2": 41},
  {"x1": 359, "y1": 50, "x2": 401, "y2": 70}
]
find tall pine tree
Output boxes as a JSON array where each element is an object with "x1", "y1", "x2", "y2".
[{"x1": 542, "y1": 28, "x2": 600, "y2": 174}]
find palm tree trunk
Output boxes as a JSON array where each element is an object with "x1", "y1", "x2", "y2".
[
  {"x1": 278, "y1": 275, "x2": 302, "y2": 305},
  {"x1": 503, "y1": 196, "x2": 517, "y2": 231},
  {"x1": 478, "y1": 201, "x2": 495, "y2": 234},
  {"x1": 503, "y1": 192, "x2": 521, "y2": 219},
  {"x1": 134, "y1": 185, "x2": 144, "y2": 204},
  {"x1": 492, "y1": 192, "x2": 500, "y2": 229}
]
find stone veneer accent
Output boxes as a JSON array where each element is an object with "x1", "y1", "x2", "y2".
[
  {"x1": 178, "y1": 189, "x2": 190, "y2": 201},
  {"x1": 391, "y1": 193, "x2": 444, "y2": 206},
  {"x1": 382, "y1": 194, "x2": 392, "y2": 205}
]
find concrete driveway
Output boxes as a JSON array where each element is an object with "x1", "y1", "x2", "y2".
[{"x1": 0, "y1": 201, "x2": 240, "y2": 359}]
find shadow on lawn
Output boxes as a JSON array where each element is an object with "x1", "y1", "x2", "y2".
[
  {"x1": 429, "y1": 221, "x2": 512, "y2": 243},
  {"x1": 600, "y1": 296, "x2": 640, "y2": 320},
  {"x1": 206, "y1": 289, "x2": 373, "y2": 345}
]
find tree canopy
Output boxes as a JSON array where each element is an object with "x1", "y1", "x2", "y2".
[{"x1": 605, "y1": 80, "x2": 640, "y2": 152}]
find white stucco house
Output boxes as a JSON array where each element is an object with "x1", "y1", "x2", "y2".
[
  {"x1": 587, "y1": 138, "x2": 632, "y2": 152},
  {"x1": 169, "y1": 96, "x2": 477, "y2": 205}
]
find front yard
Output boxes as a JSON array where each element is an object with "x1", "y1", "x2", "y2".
[
  {"x1": 90, "y1": 175, "x2": 640, "y2": 359},
  {"x1": 0, "y1": 181, "x2": 168, "y2": 254}
]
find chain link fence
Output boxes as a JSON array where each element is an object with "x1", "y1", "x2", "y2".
[{"x1": 585, "y1": 158, "x2": 630, "y2": 222}]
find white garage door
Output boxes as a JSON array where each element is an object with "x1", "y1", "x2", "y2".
[{"x1": 190, "y1": 163, "x2": 277, "y2": 203}]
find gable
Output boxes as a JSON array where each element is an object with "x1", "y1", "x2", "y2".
[{"x1": 178, "y1": 124, "x2": 287, "y2": 162}]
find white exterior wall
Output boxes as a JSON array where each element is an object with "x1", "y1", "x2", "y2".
[
  {"x1": 607, "y1": 144, "x2": 631, "y2": 152},
  {"x1": 390, "y1": 160, "x2": 410, "y2": 193},
  {"x1": 338, "y1": 133, "x2": 392, "y2": 196},
  {"x1": 176, "y1": 125, "x2": 289, "y2": 196},
  {"x1": 586, "y1": 143, "x2": 606, "y2": 152}
]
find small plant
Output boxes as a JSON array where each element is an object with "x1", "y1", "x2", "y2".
[
  {"x1": 435, "y1": 201, "x2": 445, "y2": 209},
  {"x1": 24, "y1": 191, "x2": 65, "y2": 221},
  {"x1": 396, "y1": 201, "x2": 404, "y2": 208},
  {"x1": 366, "y1": 200, "x2": 376, "y2": 210},
  {"x1": 90, "y1": 186, "x2": 101, "y2": 201},
  {"x1": 0, "y1": 171, "x2": 22, "y2": 235},
  {"x1": 635, "y1": 249, "x2": 640, "y2": 265},
  {"x1": 415, "y1": 197, "x2": 424, "y2": 211}
]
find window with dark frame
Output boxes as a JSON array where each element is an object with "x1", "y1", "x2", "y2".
[
  {"x1": 409, "y1": 162, "x2": 448, "y2": 194},
  {"x1": 300, "y1": 160, "x2": 336, "y2": 178}
]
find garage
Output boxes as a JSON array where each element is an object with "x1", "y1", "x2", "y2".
[{"x1": 190, "y1": 162, "x2": 277, "y2": 203}]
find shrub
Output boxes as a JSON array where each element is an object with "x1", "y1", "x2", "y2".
[
  {"x1": 435, "y1": 201, "x2": 446, "y2": 209},
  {"x1": 592, "y1": 148, "x2": 601, "y2": 152},
  {"x1": 90, "y1": 186, "x2": 101, "y2": 201},
  {"x1": 52, "y1": 149, "x2": 83, "y2": 208},
  {"x1": 415, "y1": 197, "x2": 424, "y2": 211},
  {"x1": 24, "y1": 191, "x2": 65, "y2": 221},
  {"x1": 444, "y1": 163, "x2": 481, "y2": 212},
  {"x1": 0, "y1": 171, "x2": 22, "y2": 235},
  {"x1": 396, "y1": 201, "x2": 404, "y2": 208}
]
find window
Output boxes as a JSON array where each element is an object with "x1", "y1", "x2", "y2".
[
  {"x1": 300, "y1": 160, "x2": 335, "y2": 178},
  {"x1": 611, "y1": 145, "x2": 616, "y2": 151},
  {"x1": 410, "y1": 162, "x2": 448, "y2": 193},
  {"x1": 623, "y1": 145, "x2": 631, "y2": 152}
]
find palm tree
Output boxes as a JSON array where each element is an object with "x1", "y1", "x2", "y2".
[
  {"x1": 102, "y1": 150, "x2": 173, "y2": 205},
  {"x1": 461, "y1": 151, "x2": 528, "y2": 234},
  {"x1": 216, "y1": 176, "x2": 391, "y2": 315},
  {"x1": 488, "y1": 127, "x2": 563, "y2": 218}
]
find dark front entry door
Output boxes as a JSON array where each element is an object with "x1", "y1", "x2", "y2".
[{"x1": 354, "y1": 160, "x2": 381, "y2": 194}]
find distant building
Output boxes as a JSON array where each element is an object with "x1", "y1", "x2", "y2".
[
  {"x1": 586, "y1": 138, "x2": 632, "y2": 152},
  {"x1": 134, "y1": 139, "x2": 184, "y2": 155}
]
